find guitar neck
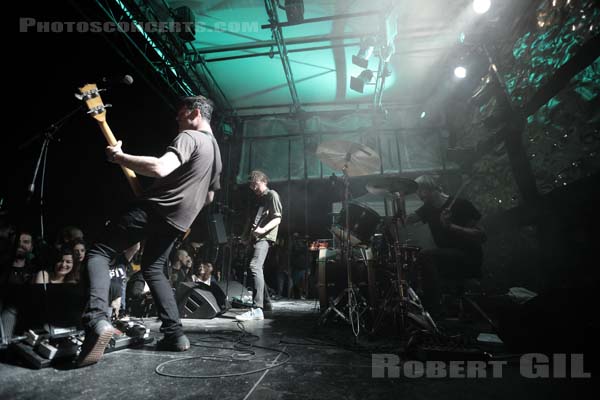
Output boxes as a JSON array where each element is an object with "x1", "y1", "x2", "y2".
[{"x1": 98, "y1": 120, "x2": 143, "y2": 197}]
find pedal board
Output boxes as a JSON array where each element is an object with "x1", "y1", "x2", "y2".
[{"x1": 12, "y1": 321, "x2": 154, "y2": 369}]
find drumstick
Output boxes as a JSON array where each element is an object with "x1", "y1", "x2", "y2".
[{"x1": 445, "y1": 178, "x2": 470, "y2": 211}]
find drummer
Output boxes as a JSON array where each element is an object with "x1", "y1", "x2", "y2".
[{"x1": 404, "y1": 175, "x2": 486, "y2": 316}]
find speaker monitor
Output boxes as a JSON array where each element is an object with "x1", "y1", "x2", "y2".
[
  {"x1": 176, "y1": 282, "x2": 227, "y2": 319},
  {"x1": 216, "y1": 280, "x2": 252, "y2": 306},
  {"x1": 495, "y1": 287, "x2": 597, "y2": 354}
]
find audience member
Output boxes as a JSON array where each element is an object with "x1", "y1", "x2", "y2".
[{"x1": 34, "y1": 246, "x2": 78, "y2": 284}]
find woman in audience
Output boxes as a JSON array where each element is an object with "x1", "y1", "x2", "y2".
[
  {"x1": 34, "y1": 246, "x2": 78, "y2": 284},
  {"x1": 72, "y1": 238, "x2": 86, "y2": 264}
]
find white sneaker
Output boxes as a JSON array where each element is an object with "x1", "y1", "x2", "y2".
[{"x1": 235, "y1": 308, "x2": 264, "y2": 321}]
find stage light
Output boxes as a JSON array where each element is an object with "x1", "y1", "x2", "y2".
[
  {"x1": 284, "y1": 0, "x2": 304, "y2": 24},
  {"x1": 350, "y1": 69, "x2": 374, "y2": 93},
  {"x1": 173, "y1": 6, "x2": 195, "y2": 41},
  {"x1": 454, "y1": 66, "x2": 467, "y2": 79},
  {"x1": 352, "y1": 37, "x2": 376, "y2": 69},
  {"x1": 473, "y1": 0, "x2": 491, "y2": 14}
]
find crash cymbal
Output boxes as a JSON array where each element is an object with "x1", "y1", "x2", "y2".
[
  {"x1": 366, "y1": 176, "x2": 418, "y2": 196},
  {"x1": 316, "y1": 141, "x2": 381, "y2": 177}
]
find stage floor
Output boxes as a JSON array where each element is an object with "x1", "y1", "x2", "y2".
[{"x1": 0, "y1": 300, "x2": 593, "y2": 400}]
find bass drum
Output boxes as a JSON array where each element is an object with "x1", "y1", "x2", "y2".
[{"x1": 316, "y1": 248, "x2": 373, "y2": 311}]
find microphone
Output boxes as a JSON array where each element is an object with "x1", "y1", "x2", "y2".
[
  {"x1": 100, "y1": 74, "x2": 134, "y2": 87},
  {"x1": 121, "y1": 75, "x2": 134, "y2": 85}
]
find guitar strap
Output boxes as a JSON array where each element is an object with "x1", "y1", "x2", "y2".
[{"x1": 253, "y1": 206, "x2": 265, "y2": 226}]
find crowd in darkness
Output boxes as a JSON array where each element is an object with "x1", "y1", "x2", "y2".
[{"x1": 0, "y1": 216, "x2": 216, "y2": 345}]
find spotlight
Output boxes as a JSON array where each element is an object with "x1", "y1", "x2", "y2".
[
  {"x1": 352, "y1": 37, "x2": 376, "y2": 69},
  {"x1": 454, "y1": 66, "x2": 467, "y2": 79},
  {"x1": 284, "y1": 0, "x2": 304, "y2": 24},
  {"x1": 173, "y1": 6, "x2": 195, "y2": 41},
  {"x1": 350, "y1": 69, "x2": 374, "y2": 93},
  {"x1": 473, "y1": 0, "x2": 491, "y2": 14}
]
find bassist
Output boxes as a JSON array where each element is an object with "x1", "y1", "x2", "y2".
[{"x1": 77, "y1": 95, "x2": 222, "y2": 366}]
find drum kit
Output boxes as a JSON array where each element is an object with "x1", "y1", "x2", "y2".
[{"x1": 315, "y1": 140, "x2": 438, "y2": 337}]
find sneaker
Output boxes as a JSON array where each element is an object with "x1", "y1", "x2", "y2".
[
  {"x1": 235, "y1": 308, "x2": 264, "y2": 321},
  {"x1": 76, "y1": 320, "x2": 115, "y2": 367},
  {"x1": 156, "y1": 334, "x2": 190, "y2": 352}
]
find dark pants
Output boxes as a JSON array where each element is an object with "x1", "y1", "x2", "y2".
[
  {"x1": 0, "y1": 299, "x2": 17, "y2": 344},
  {"x1": 418, "y1": 248, "x2": 481, "y2": 315},
  {"x1": 82, "y1": 205, "x2": 184, "y2": 337},
  {"x1": 248, "y1": 240, "x2": 272, "y2": 309}
]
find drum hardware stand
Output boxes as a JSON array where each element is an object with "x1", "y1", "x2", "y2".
[
  {"x1": 319, "y1": 161, "x2": 367, "y2": 337},
  {"x1": 370, "y1": 192, "x2": 439, "y2": 337}
]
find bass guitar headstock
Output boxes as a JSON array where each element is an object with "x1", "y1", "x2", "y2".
[{"x1": 75, "y1": 83, "x2": 112, "y2": 122}]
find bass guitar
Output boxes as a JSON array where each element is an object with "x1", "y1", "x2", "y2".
[{"x1": 76, "y1": 83, "x2": 143, "y2": 196}]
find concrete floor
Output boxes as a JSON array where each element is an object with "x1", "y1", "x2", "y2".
[{"x1": 0, "y1": 300, "x2": 595, "y2": 400}]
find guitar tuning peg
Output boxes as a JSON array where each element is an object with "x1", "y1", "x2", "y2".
[
  {"x1": 87, "y1": 104, "x2": 112, "y2": 115},
  {"x1": 74, "y1": 93, "x2": 84, "y2": 100}
]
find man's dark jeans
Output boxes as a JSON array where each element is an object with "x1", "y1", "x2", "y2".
[
  {"x1": 248, "y1": 240, "x2": 271, "y2": 309},
  {"x1": 82, "y1": 204, "x2": 184, "y2": 337}
]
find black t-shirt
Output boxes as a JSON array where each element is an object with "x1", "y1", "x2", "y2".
[
  {"x1": 143, "y1": 130, "x2": 222, "y2": 232},
  {"x1": 109, "y1": 254, "x2": 128, "y2": 302},
  {"x1": 415, "y1": 197, "x2": 483, "y2": 263},
  {"x1": 0, "y1": 261, "x2": 36, "y2": 287},
  {"x1": 253, "y1": 189, "x2": 282, "y2": 242}
]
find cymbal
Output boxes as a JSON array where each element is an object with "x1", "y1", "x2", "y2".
[
  {"x1": 366, "y1": 176, "x2": 418, "y2": 196},
  {"x1": 316, "y1": 141, "x2": 381, "y2": 177}
]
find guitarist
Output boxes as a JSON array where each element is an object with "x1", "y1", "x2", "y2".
[
  {"x1": 77, "y1": 95, "x2": 222, "y2": 367},
  {"x1": 236, "y1": 170, "x2": 282, "y2": 321},
  {"x1": 404, "y1": 175, "x2": 486, "y2": 316}
]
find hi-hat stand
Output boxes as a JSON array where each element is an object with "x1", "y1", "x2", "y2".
[{"x1": 318, "y1": 163, "x2": 368, "y2": 337}]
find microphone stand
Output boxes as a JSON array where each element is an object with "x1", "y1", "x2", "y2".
[{"x1": 20, "y1": 105, "x2": 82, "y2": 242}]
